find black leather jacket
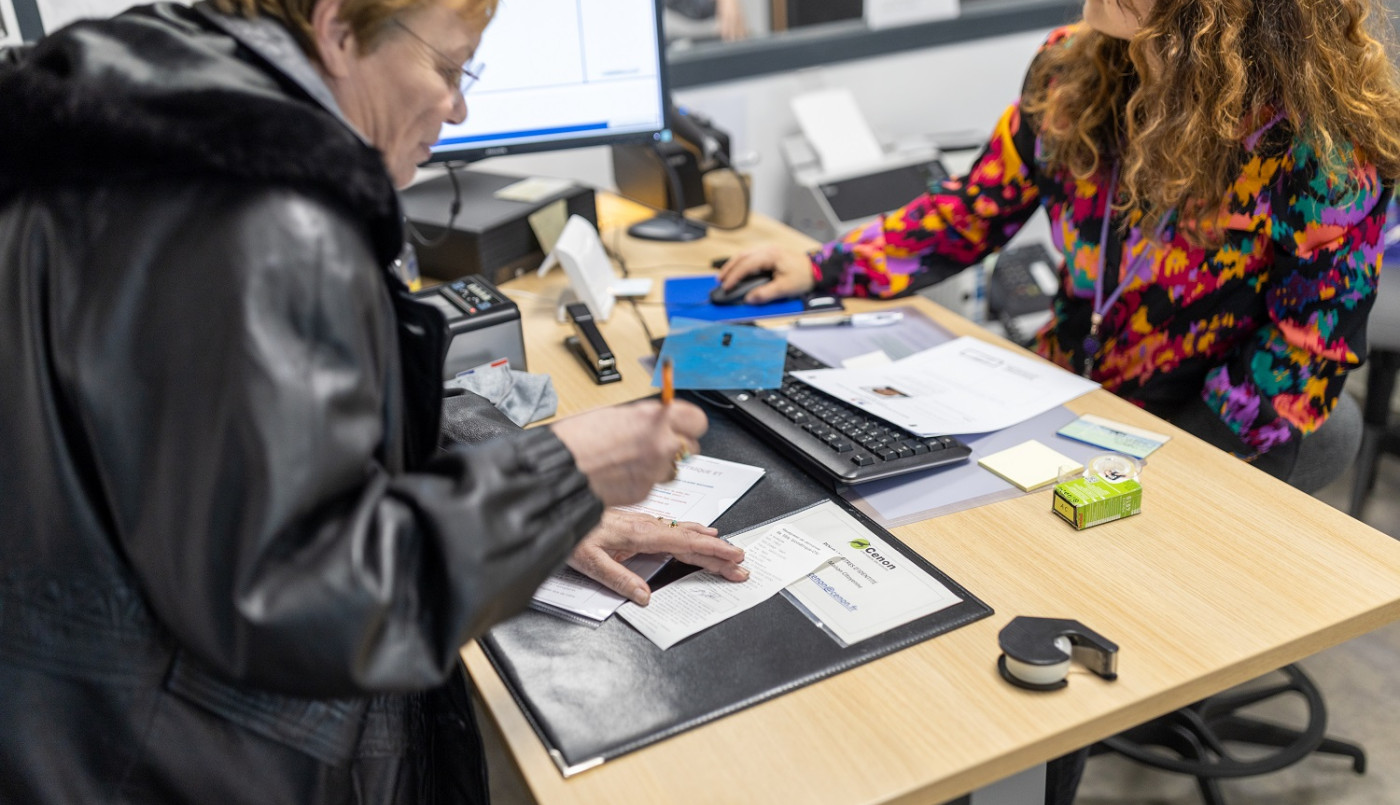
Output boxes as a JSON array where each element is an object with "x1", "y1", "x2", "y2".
[{"x1": 0, "y1": 5, "x2": 602, "y2": 802}]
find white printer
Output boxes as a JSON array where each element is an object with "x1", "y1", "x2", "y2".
[
  {"x1": 781, "y1": 133, "x2": 949, "y2": 243},
  {"x1": 780, "y1": 88, "x2": 951, "y2": 244}
]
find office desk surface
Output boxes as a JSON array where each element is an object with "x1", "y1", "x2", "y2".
[{"x1": 461, "y1": 211, "x2": 1400, "y2": 805}]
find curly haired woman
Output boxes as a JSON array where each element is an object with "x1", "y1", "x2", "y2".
[{"x1": 719, "y1": 0, "x2": 1400, "y2": 492}]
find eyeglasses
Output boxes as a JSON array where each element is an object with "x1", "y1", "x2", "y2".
[{"x1": 390, "y1": 18, "x2": 484, "y2": 96}]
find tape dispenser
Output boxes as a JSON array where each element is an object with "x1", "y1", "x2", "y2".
[{"x1": 997, "y1": 616, "x2": 1119, "y2": 691}]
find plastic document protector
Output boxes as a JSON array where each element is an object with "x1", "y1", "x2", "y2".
[{"x1": 652, "y1": 318, "x2": 787, "y2": 390}]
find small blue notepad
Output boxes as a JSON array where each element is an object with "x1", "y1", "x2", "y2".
[{"x1": 662, "y1": 276, "x2": 841, "y2": 323}]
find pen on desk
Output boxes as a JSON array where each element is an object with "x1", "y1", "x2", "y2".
[
  {"x1": 794, "y1": 311, "x2": 905, "y2": 328},
  {"x1": 661, "y1": 357, "x2": 675, "y2": 406}
]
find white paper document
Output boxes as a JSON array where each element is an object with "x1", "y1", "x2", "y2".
[
  {"x1": 615, "y1": 455, "x2": 766, "y2": 531},
  {"x1": 530, "y1": 456, "x2": 765, "y2": 624},
  {"x1": 791, "y1": 336, "x2": 1099, "y2": 435},
  {"x1": 619, "y1": 524, "x2": 839, "y2": 650},
  {"x1": 768, "y1": 501, "x2": 963, "y2": 645}
]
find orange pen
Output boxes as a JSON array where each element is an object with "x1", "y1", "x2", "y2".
[{"x1": 661, "y1": 357, "x2": 675, "y2": 405}]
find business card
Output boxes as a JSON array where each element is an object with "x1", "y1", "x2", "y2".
[{"x1": 1057, "y1": 414, "x2": 1170, "y2": 459}]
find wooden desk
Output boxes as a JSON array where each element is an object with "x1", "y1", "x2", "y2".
[{"x1": 461, "y1": 210, "x2": 1400, "y2": 805}]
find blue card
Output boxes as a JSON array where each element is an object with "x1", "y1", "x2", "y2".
[{"x1": 652, "y1": 318, "x2": 787, "y2": 390}]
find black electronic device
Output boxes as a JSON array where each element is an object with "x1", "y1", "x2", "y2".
[
  {"x1": 401, "y1": 171, "x2": 596, "y2": 286},
  {"x1": 412, "y1": 274, "x2": 525, "y2": 379},
  {"x1": 988, "y1": 242, "x2": 1058, "y2": 346},
  {"x1": 713, "y1": 342, "x2": 972, "y2": 486},
  {"x1": 407, "y1": 0, "x2": 669, "y2": 279},
  {"x1": 988, "y1": 243, "x2": 1057, "y2": 319},
  {"x1": 612, "y1": 140, "x2": 706, "y2": 213},
  {"x1": 564, "y1": 302, "x2": 620, "y2": 384},
  {"x1": 613, "y1": 106, "x2": 732, "y2": 213},
  {"x1": 613, "y1": 105, "x2": 733, "y2": 242},
  {"x1": 709, "y1": 269, "x2": 774, "y2": 305}
]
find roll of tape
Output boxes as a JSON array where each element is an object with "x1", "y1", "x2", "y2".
[
  {"x1": 1088, "y1": 453, "x2": 1142, "y2": 483},
  {"x1": 1001, "y1": 635, "x2": 1073, "y2": 687}
]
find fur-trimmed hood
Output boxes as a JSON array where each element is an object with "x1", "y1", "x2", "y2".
[{"x1": 0, "y1": 3, "x2": 400, "y2": 260}]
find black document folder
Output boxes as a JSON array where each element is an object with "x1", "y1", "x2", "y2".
[{"x1": 479, "y1": 399, "x2": 993, "y2": 775}]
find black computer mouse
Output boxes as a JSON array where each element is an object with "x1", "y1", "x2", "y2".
[{"x1": 710, "y1": 270, "x2": 775, "y2": 306}]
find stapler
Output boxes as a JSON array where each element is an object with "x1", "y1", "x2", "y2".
[
  {"x1": 997, "y1": 616, "x2": 1119, "y2": 691},
  {"x1": 564, "y1": 302, "x2": 621, "y2": 384}
]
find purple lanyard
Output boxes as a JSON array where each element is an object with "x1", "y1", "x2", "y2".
[{"x1": 1082, "y1": 164, "x2": 1170, "y2": 377}]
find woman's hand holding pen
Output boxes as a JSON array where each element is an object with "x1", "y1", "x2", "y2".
[
  {"x1": 715, "y1": 246, "x2": 817, "y2": 305},
  {"x1": 551, "y1": 398, "x2": 706, "y2": 507}
]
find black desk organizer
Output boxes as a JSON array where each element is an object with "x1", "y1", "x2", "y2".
[{"x1": 480, "y1": 396, "x2": 993, "y2": 775}]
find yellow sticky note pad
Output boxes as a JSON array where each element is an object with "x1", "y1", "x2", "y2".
[
  {"x1": 527, "y1": 199, "x2": 568, "y2": 255},
  {"x1": 978, "y1": 440, "x2": 1084, "y2": 492}
]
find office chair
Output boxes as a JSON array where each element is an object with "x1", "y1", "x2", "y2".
[
  {"x1": 1091, "y1": 665, "x2": 1365, "y2": 805},
  {"x1": 1096, "y1": 367, "x2": 1369, "y2": 802},
  {"x1": 1349, "y1": 223, "x2": 1400, "y2": 517}
]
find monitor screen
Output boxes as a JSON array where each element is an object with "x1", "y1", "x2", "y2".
[{"x1": 427, "y1": 0, "x2": 670, "y2": 162}]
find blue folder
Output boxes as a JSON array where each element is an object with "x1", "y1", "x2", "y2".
[{"x1": 662, "y1": 275, "x2": 842, "y2": 323}]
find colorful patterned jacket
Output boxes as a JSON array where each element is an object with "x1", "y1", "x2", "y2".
[{"x1": 811, "y1": 26, "x2": 1391, "y2": 461}]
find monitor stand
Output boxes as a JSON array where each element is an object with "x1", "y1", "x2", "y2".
[{"x1": 628, "y1": 212, "x2": 707, "y2": 242}]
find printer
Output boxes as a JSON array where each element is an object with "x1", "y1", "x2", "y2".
[{"x1": 781, "y1": 133, "x2": 949, "y2": 244}]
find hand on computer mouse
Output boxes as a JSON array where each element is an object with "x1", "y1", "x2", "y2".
[
  {"x1": 714, "y1": 247, "x2": 818, "y2": 305},
  {"x1": 709, "y1": 269, "x2": 775, "y2": 305}
]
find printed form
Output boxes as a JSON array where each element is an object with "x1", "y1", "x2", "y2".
[
  {"x1": 791, "y1": 335, "x2": 1099, "y2": 435},
  {"x1": 617, "y1": 500, "x2": 963, "y2": 650},
  {"x1": 619, "y1": 524, "x2": 839, "y2": 650},
  {"x1": 530, "y1": 455, "x2": 765, "y2": 624}
]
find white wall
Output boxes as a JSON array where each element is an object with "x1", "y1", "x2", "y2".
[{"x1": 475, "y1": 26, "x2": 1055, "y2": 220}]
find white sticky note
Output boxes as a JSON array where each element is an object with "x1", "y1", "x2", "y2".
[
  {"x1": 527, "y1": 199, "x2": 568, "y2": 255},
  {"x1": 978, "y1": 440, "x2": 1083, "y2": 492},
  {"x1": 841, "y1": 350, "x2": 893, "y2": 369}
]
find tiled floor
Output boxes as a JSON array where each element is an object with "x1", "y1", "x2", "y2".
[
  {"x1": 1078, "y1": 389, "x2": 1400, "y2": 805},
  {"x1": 481, "y1": 393, "x2": 1400, "y2": 805}
]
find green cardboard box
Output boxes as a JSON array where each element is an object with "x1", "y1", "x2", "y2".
[{"x1": 1052, "y1": 475, "x2": 1142, "y2": 529}]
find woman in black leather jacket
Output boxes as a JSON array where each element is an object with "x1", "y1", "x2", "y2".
[{"x1": 0, "y1": 0, "x2": 744, "y2": 801}]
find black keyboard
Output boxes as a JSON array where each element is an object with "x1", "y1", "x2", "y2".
[{"x1": 716, "y1": 343, "x2": 971, "y2": 486}]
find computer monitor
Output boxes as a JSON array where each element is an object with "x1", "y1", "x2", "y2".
[{"x1": 426, "y1": 0, "x2": 671, "y2": 162}]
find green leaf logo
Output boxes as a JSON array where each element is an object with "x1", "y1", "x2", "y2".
[{"x1": 849, "y1": 538, "x2": 871, "y2": 550}]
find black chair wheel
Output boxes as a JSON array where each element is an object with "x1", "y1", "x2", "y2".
[{"x1": 1094, "y1": 665, "x2": 1366, "y2": 803}]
